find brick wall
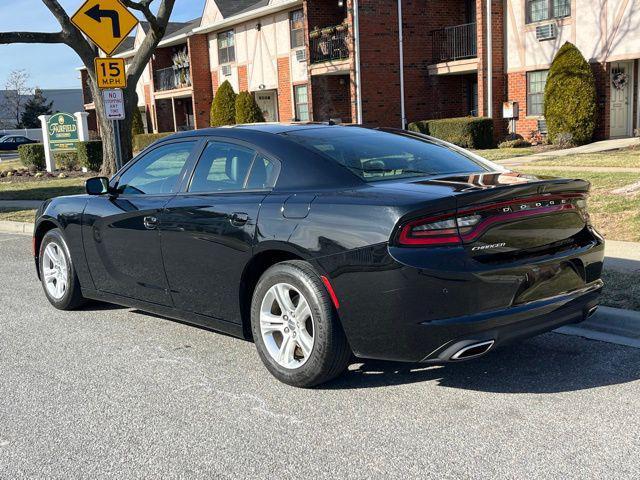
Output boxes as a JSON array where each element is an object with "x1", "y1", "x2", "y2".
[
  {"x1": 188, "y1": 34, "x2": 213, "y2": 129},
  {"x1": 592, "y1": 62, "x2": 610, "y2": 140},
  {"x1": 506, "y1": 71, "x2": 538, "y2": 139},
  {"x1": 311, "y1": 75, "x2": 352, "y2": 123},
  {"x1": 477, "y1": 0, "x2": 507, "y2": 141},
  {"x1": 357, "y1": 0, "x2": 401, "y2": 127},
  {"x1": 277, "y1": 57, "x2": 293, "y2": 121},
  {"x1": 238, "y1": 65, "x2": 248, "y2": 92}
]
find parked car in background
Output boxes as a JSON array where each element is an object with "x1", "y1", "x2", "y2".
[
  {"x1": 32, "y1": 125, "x2": 604, "y2": 387},
  {"x1": 0, "y1": 135, "x2": 37, "y2": 151}
]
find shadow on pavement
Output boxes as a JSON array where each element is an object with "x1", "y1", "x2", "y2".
[{"x1": 323, "y1": 333, "x2": 640, "y2": 393}]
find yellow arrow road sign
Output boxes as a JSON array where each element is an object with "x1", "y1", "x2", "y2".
[{"x1": 71, "y1": 0, "x2": 138, "y2": 56}]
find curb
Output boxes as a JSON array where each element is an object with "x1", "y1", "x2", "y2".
[
  {"x1": 556, "y1": 306, "x2": 640, "y2": 349},
  {"x1": 0, "y1": 221, "x2": 34, "y2": 235}
]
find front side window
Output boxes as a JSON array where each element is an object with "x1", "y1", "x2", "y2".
[
  {"x1": 116, "y1": 142, "x2": 195, "y2": 195},
  {"x1": 290, "y1": 10, "x2": 305, "y2": 49},
  {"x1": 284, "y1": 127, "x2": 489, "y2": 183},
  {"x1": 218, "y1": 30, "x2": 235, "y2": 64},
  {"x1": 294, "y1": 84, "x2": 310, "y2": 122},
  {"x1": 189, "y1": 142, "x2": 277, "y2": 193},
  {"x1": 527, "y1": 0, "x2": 571, "y2": 23},
  {"x1": 527, "y1": 70, "x2": 548, "y2": 117}
]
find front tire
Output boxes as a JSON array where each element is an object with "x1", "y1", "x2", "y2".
[
  {"x1": 39, "y1": 228, "x2": 87, "y2": 310},
  {"x1": 251, "y1": 261, "x2": 351, "y2": 388}
]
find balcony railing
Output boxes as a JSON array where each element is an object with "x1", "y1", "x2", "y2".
[
  {"x1": 154, "y1": 66, "x2": 192, "y2": 92},
  {"x1": 431, "y1": 22, "x2": 477, "y2": 64},
  {"x1": 310, "y1": 25, "x2": 350, "y2": 64}
]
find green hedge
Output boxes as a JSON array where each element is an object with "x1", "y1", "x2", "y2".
[
  {"x1": 54, "y1": 151, "x2": 79, "y2": 171},
  {"x1": 544, "y1": 42, "x2": 597, "y2": 145},
  {"x1": 408, "y1": 117, "x2": 494, "y2": 149},
  {"x1": 133, "y1": 133, "x2": 173, "y2": 153},
  {"x1": 236, "y1": 91, "x2": 265, "y2": 124},
  {"x1": 211, "y1": 80, "x2": 237, "y2": 127},
  {"x1": 18, "y1": 143, "x2": 46, "y2": 170},
  {"x1": 77, "y1": 141, "x2": 103, "y2": 171}
]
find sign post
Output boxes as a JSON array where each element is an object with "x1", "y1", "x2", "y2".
[{"x1": 103, "y1": 89, "x2": 126, "y2": 170}]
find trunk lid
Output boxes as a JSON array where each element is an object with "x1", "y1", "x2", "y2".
[{"x1": 386, "y1": 172, "x2": 591, "y2": 253}]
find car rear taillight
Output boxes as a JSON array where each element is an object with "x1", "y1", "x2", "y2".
[{"x1": 397, "y1": 194, "x2": 587, "y2": 247}]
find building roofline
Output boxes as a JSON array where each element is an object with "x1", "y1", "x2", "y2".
[{"x1": 194, "y1": 0, "x2": 301, "y2": 35}]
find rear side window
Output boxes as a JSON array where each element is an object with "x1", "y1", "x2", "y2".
[
  {"x1": 189, "y1": 142, "x2": 278, "y2": 193},
  {"x1": 283, "y1": 127, "x2": 489, "y2": 182},
  {"x1": 116, "y1": 141, "x2": 195, "y2": 195}
]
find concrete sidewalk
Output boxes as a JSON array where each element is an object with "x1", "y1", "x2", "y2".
[
  {"x1": 605, "y1": 240, "x2": 640, "y2": 273},
  {"x1": 499, "y1": 137, "x2": 640, "y2": 166}
]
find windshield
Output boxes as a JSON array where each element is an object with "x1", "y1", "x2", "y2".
[{"x1": 283, "y1": 127, "x2": 490, "y2": 182}]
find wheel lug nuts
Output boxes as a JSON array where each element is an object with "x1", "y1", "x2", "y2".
[{"x1": 284, "y1": 327, "x2": 290, "y2": 333}]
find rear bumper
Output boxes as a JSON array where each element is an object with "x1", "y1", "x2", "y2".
[
  {"x1": 420, "y1": 280, "x2": 602, "y2": 362},
  {"x1": 316, "y1": 230, "x2": 604, "y2": 363}
]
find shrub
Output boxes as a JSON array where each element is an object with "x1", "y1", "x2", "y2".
[
  {"x1": 409, "y1": 117, "x2": 494, "y2": 149},
  {"x1": 236, "y1": 91, "x2": 265, "y2": 124},
  {"x1": 133, "y1": 133, "x2": 173, "y2": 153},
  {"x1": 131, "y1": 107, "x2": 145, "y2": 140},
  {"x1": 544, "y1": 42, "x2": 597, "y2": 145},
  {"x1": 210, "y1": 80, "x2": 237, "y2": 127},
  {"x1": 77, "y1": 141, "x2": 103, "y2": 171},
  {"x1": 54, "y1": 151, "x2": 79, "y2": 171},
  {"x1": 554, "y1": 132, "x2": 577, "y2": 149},
  {"x1": 408, "y1": 120, "x2": 430, "y2": 135},
  {"x1": 18, "y1": 143, "x2": 46, "y2": 170},
  {"x1": 498, "y1": 138, "x2": 532, "y2": 149}
]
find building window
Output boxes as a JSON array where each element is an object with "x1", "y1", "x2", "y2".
[
  {"x1": 527, "y1": 70, "x2": 548, "y2": 116},
  {"x1": 217, "y1": 30, "x2": 235, "y2": 64},
  {"x1": 290, "y1": 10, "x2": 305, "y2": 49},
  {"x1": 526, "y1": 0, "x2": 571, "y2": 23},
  {"x1": 294, "y1": 85, "x2": 310, "y2": 122}
]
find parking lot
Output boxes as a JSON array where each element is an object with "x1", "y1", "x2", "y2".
[{"x1": 1, "y1": 231, "x2": 639, "y2": 479}]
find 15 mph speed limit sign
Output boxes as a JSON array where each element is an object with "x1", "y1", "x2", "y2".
[
  {"x1": 103, "y1": 89, "x2": 126, "y2": 120},
  {"x1": 95, "y1": 58, "x2": 127, "y2": 89}
]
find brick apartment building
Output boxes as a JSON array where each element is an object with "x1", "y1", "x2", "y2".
[{"x1": 81, "y1": 0, "x2": 640, "y2": 142}]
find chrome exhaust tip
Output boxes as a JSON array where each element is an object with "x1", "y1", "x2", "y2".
[
  {"x1": 450, "y1": 340, "x2": 495, "y2": 361},
  {"x1": 586, "y1": 306, "x2": 599, "y2": 318}
]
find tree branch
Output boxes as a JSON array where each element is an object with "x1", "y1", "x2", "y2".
[
  {"x1": 41, "y1": 0, "x2": 73, "y2": 30},
  {"x1": 0, "y1": 31, "x2": 66, "y2": 44},
  {"x1": 121, "y1": 0, "x2": 160, "y2": 32}
]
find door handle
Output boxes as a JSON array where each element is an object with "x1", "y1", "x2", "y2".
[
  {"x1": 230, "y1": 212, "x2": 249, "y2": 226},
  {"x1": 143, "y1": 216, "x2": 159, "y2": 230}
]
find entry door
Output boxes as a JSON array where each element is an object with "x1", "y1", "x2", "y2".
[
  {"x1": 255, "y1": 90, "x2": 278, "y2": 122},
  {"x1": 82, "y1": 140, "x2": 197, "y2": 306},
  {"x1": 160, "y1": 140, "x2": 276, "y2": 322},
  {"x1": 610, "y1": 61, "x2": 633, "y2": 138}
]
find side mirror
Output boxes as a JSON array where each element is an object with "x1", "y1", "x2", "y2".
[{"x1": 86, "y1": 177, "x2": 110, "y2": 196}]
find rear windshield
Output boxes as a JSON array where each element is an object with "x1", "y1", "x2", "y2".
[{"x1": 283, "y1": 127, "x2": 489, "y2": 182}]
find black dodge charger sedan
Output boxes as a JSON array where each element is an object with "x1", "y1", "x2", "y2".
[{"x1": 34, "y1": 124, "x2": 604, "y2": 387}]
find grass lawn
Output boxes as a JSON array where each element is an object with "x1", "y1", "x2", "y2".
[
  {"x1": 600, "y1": 269, "x2": 640, "y2": 311},
  {"x1": 531, "y1": 148, "x2": 640, "y2": 168},
  {"x1": 0, "y1": 159, "x2": 22, "y2": 172},
  {"x1": 472, "y1": 148, "x2": 535, "y2": 162},
  {"x1": 0, "y1": 208, "x2": 37, "y2": 222},
  {"x1": 0, "y1": 177, "x2": 86, "y2": 200},
  {"x1": 520, "y1": 168, "x2": 640, "y2": 242}
]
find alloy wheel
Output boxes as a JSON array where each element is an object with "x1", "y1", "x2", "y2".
[
  {"x1": 42, "y1": 242, "x2": 68, "y2": 300},
  {"x1": 259, "y1": 282, "x2": 315, "y2": 369}
]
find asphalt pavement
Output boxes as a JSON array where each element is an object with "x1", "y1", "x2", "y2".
[{"x1": 1, "y1": 232, "x2": 639, "y2": 479}]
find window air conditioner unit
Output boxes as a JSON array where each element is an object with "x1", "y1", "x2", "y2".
[
  {"x1": 536, "y1": 24, "x2": 556, "y2": 41},
  {"x1": 296, "y1": 49, "x2": 307, "y2": 63},
  {"x1": 221, "y1": 65, "x2": 232, "y2": 77}
]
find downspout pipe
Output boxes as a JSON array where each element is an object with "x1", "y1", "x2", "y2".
[
  {"x1": 486, "y1": 0, "x2": 493, "y2": 118},
  {"x1": 353, "y1": 0, "x2": 363, "y2": 124},
  {"x1": 398, "y1": 0, "x2": 406, "y2": 129}
]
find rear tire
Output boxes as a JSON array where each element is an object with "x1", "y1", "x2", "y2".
[
  {"x1": 39, "y1": 229, "x2": 87, "y2": 311},
  {"x1": 251, "y1": 261, "x2": 351, "y2": 388}
]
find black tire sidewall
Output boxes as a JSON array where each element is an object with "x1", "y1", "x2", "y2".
[
  {"x1": 40, "y1": 229, "x2": 80, "y2": 310},
  {"x1": 251, "y1": 262, "x2": 339, "y2": 387}
]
